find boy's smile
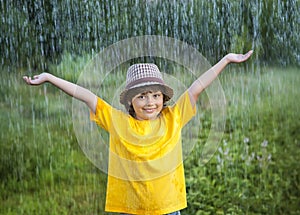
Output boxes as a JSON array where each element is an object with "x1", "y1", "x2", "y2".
[{"x1": 131, "y1": 91, "x2": 164, "y2": 120}]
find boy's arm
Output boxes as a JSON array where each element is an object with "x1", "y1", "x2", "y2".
[
  {"x1": 23, "y1": 73, "x2": 97, "y2": 113},
  {"x1": 188, "y1": 50, "x2": 253, "y2": 107}
]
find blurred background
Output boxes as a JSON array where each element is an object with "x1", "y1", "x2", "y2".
[{"x1": 1, "y1": 0, "x2": 299, "y2": 69}]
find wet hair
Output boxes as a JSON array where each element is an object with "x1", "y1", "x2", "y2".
[{"x1": 124, "y1": 85, "x2": 171, "y2": 118}]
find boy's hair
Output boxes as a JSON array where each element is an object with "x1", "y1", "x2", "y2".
[{"x1": 124, "y1": 85, "x2": 171, "y2": 117}]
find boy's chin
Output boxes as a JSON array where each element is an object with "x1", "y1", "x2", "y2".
[{"x1": 137, "y1": 113, "x2": 159, "y2": 120}]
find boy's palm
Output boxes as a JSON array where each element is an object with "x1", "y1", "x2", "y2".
[
  {"x1": 227, "y1": 50, "x2": 253, "y2": 63},
  {"x1": 23, "y1": 73, "x2": 48, "y2": 85}
]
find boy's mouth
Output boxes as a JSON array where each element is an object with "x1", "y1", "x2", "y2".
[{"x1": 143, "y1": 108, "x2": 156, "y2": 113}]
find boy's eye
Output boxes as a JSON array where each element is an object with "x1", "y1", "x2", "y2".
[{"x1": 134, "y1": 92, "x2": 162, "y2": 100}]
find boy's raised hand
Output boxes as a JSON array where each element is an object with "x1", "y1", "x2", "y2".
[
  {"x1": 23, "y1": 72, "x2": 97, "y2": 113},
  {"x1": 23, "y1": 73, "x2": 49, "y2": 85},
  {"x1": 226, "y1": 50, "x2": 253, "y2": 64}
]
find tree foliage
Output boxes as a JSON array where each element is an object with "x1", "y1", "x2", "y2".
[{"x1": 0, "y1": 0, "x2": 299, "y2": 69}]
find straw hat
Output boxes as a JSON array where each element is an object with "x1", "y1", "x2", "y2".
[{"x1": 120, "y1": 63, "x2": 174, "y2": 105}]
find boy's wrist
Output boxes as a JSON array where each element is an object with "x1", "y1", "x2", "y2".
[
  {"x1": 45, "y1": 73, "x2": 54, "y2": 83},
  {"x1": 222, "y1": 55, "x2": 231, "y2": 65}
]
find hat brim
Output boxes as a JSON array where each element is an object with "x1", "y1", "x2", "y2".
[{"x1": 120, "y1": 83, "x2": 174, "y2": 105}]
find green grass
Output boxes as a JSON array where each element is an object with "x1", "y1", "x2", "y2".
[
  {"x1": 0, "y1": 62, "x2": 299, "y2": 214},
  {"x1": 184, "y1": 66, "x2": 300, "y2": 215},
  {"x1": 0, "y1": 70, "x2": 108, "y2": 214}
]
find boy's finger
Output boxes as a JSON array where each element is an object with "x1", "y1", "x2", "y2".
[
  {"x1": 23, "y1": 76, "x2": 33, "y2": 84},
  {"x1": 23, "y1": 76, "x2": 29, "y2": 83},
  {"x1": 247, "y1": 50, "x2": 253, "y2": 56}
]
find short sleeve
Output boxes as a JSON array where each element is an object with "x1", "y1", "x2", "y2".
[
  {"x1": 90, "y1": 97, "x2": 113, "y2": 131},
  {"x1": 171, "y1": 91, "x2": 196, "y2": 127}
]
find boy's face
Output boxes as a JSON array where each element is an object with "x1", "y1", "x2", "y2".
[{"x1": 131, "y1": 90, "x2": 164, "y2": 120}]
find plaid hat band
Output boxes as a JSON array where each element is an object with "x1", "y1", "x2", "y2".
[{"x1": 125, "y1": 77, "x2": 164, "y2": 89}]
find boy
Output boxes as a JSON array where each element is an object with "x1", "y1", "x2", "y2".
[{"x1": 23, "y1": 50, "x2": 253, "y2": 214}]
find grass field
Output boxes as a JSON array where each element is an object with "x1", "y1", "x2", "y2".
[{"x1": 0, "y1": 61, "x2": 299, "y2": 214}]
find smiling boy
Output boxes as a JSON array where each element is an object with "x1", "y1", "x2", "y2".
[{"x1": 23, "y1": 51, "x2": 253, "y2": 214}]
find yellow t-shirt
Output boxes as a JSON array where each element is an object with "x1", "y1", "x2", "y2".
[{"x1": 90, "y1": 91, "x2": 196, "y2": 214}]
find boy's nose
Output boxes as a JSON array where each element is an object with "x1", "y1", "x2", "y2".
[{"x1": 146, "y1": 96, "x2": 154, "y2": 105}]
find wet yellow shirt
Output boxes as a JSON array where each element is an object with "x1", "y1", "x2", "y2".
[{"x1": 90, "y1": 91, "x2": 196, "y2": 214}]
